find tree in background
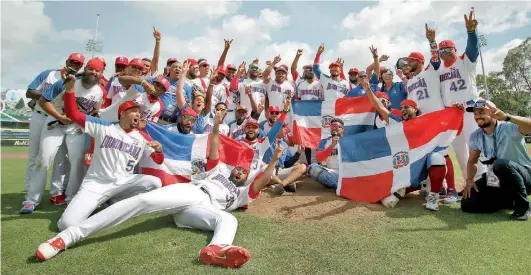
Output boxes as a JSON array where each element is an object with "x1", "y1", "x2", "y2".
[{"x1": 477, "y1": 37, "x2": 531, "y2": 117}]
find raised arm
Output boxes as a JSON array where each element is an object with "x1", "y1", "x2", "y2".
[
  {"x1": 203, "y1": 69, "x2": 219, "y2": 114},
  {"x1": 230, "y1": 62, "x2": 245, "y2": 91},
  {"x1": 252, "y1": 146, "x2": 286, "y2": 194},
  {"x1": 426, "y1": 23, "x2": 441, "y2": 70},
  {"x1": 313, "y1": 44, "x2": 325, "y2": 79},
  {"x1": 245, "y1": 85, "x2": 263, "y2": 114},
  {"x1": 363, "y1": 78, "x2": 391, "y2": 123},
  {"x1": 176, "y1": 61, "x2": 190, "y2": 110},
  {"x1": 291, "y1": 49, "x2": 303, "y2": 80},
  {"x1": 208, "y1": 109, "x2": 226, "y2": 161},
  {"x1": 217, "y1": 39, "x2": 232, "y2": 67},
  {"x1": 367, "y1": 46, "x2": 383, "y2": 80},
  {"x1": 464, "y1": 10, "x2": 479, "y2": 62},
  {"x1": 150, "y1": 27, "x2": 161, "y2": 75},
  {"x1": 262, "y1": 55, "x2": 281, "y2": 85},
  {"x1": 63, "y1": 76, "x2": 86, "y2": 127}
]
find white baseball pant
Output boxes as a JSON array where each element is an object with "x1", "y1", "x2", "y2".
[
  {"x1": 451, "y1": 111, "x2": 486, "y2": 181},
  {"x1": 57, "y1": 174, "x2": 162, "y2": 230},
  {"x1": 56, "y1": 183, "x2": 238, "y2": 248},
  {"x1": 33, "y1": 120, "x2": 86, "y2": 204},
  {"x1": 24, "y1": 111, "x2": 69, "y2": 206}
]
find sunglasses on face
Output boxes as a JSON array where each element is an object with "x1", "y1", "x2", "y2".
[
  {"x1": 201, "y1": 64, "x2": 209, "y2": 68},
  {"x1": 358, "y1": 74, "x2": 368, "y2": 78},
  {"x1": 438, "y1": 48, "x2": 454, "y2": 55},
  {"x1": 379, "y1": 98, "x2": 389, "y2": 105},
  {"x1": 270, "y1": 111, "x2": 280, "y2": 115},
  {"x1": 182, "y1": 115, "x2": 196, "y2": 121},
  {"x1": 249, "y1": 66, "x2": 259, "y2": 71},
  {"x1": 69, "y1": 60, "x2": 83, "y2": 67},
  {"x1": 330, "y1": 124, "x2": 343, "y2": 130}
]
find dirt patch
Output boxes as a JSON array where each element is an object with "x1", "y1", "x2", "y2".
[
  {"x1": 1, "y1": 152, "x2": 28, "y2": 159},
  {"x1": 242, "y1": 176, "x2": 465, "y2": 223}
]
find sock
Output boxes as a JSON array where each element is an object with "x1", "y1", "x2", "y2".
[
  {"x1": 444, "y1": 156, "x2": 456, "y2": 190},
  {"x1": 429, "y1": 166, "x2": 446, "y2": 193}
]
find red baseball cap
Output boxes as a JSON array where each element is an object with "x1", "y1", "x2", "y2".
[
  {"x1": 96, "y1": 57, "x2": 107, "y2": 68},
  {"x1": 245, "y1": 118, "x2": 259, "y2": 128},
  {"x1": 118, "y1": 101, "x2": 140, "y2": 116},
  {"x1": 268, "y1": 106, "x2": 281, "y2": 113},
  {"x1": 227, "y1": 64, "x2": 237, "y2": 70},
  {"x1": 153, "y1": 76, "x2": 170, "y2": 90},
  {"x1": 186, "y1": 59, "x2": 198, "y2": 66},
  {"x1": 275, "y1": 65, "x2": 288, "y2": 73},
  {"x1": 115, "y1": 56, "x2": 129, "y2": 66},
  {"x1": 167, "y1": 57, "x2": 178, "y2": 65},
  {"x1": 86, "y1": 58, "x2": 105, "y2": 71},
  {"x1": 303, "y1": 64, "x2": 312, "y2": 70},
  {"x1": 129, "y1": 58, "x2": 144, "y2": 69},
  {"x1": 68, "y1": 52, "x2": 86, "y2": 64},
  {"x1": 407, "y1": 52, "x2": 425, "y2": 63},
  {"x1": 217, "y1": 65, "x2": 228, "y2": 76},
  {"x1": 400, "y1": 99, "x2": 418, "y2": 108},
  {"x1": 348, "y1": 68, "x2": 360, "y2": 75},
  {"x1": 375, "y1": 92, "x2": 389, "y2": 101},
  {"x1": 181, "y1": 107, "x2": 198, "y2": 118},
  {"x1": 439, "y1": 40, "x2": 456, "y2": 49},
  {"x1": 329, "y1": 62, "x2": 341, "y2": 69}
]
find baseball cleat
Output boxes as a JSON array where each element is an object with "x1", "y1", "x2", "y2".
[
  {"x1": 442, "y1": 188, "x2": 459, "y2": 204},
  {"x1": 270, "y1": 184, "x2": 285, "y2": 195},
  {"x1": 49, "y1": 194, "x2": 66, "y2": 205},
  {"x1": 425, "y1": 192, "x2": 440, "y2": 211},
  {"x1": 20, "y1": 203, "x2": 36, "y2": 214},
  {"x1": 199, "y1": 245, "x2": 250, "y2": 268},
  {"x1": 284, "y1": 183, "x2": 296, "y2": 193},
  {"x1": 35, "y1": 237, "x2": 66, "y2": 261},
  {"x1": 381, "y1": 194, "x2": 400, "y2": 208}
]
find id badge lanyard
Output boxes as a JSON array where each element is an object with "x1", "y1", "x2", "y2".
[{"x1": 482, "y1": 123, "x2": 500, "y2": 187}]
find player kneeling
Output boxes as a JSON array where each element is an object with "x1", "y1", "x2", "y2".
[
  {"x1": 55, "y1": 75, "x2": 164, "y2": 231},
  {"x1": 35, "y1": 109, "x2": 285, "y2": 268}
]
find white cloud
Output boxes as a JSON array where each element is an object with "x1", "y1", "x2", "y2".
[
  {"x1": 131, "y1": 0, "x2": 242, "y2": 25},
  {"x1": 480, "y1": 39, "x2": 524, "y2": 74},
  {"x1": 258, "y1": 41, "x2": 314, "y2": 71},
  {"x1": 56, "y1": 28, "x2": 98, "y2": 42}
]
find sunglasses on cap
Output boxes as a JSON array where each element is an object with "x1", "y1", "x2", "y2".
[
  {"x1": 249, "y1": 66, "x2": 259, "y2": 71},
  {"x1": 438, "y1": 48, "x2": 454, "y2": 55},
  {"x1": 182, "y1": 115, "x2": 196, "y2": 121},
  {"x1": 330, "y1": 123, "x2": 343, "y2": 130},
  {"x1": 472, "y1": 100, "x2": 487, "y2": 109},
  {"x1": 269, "y1": 111, "x2": 280, "y2": 115},
  {"x1": 379, "y1": 98, "x2": 389, "y2": 104}
]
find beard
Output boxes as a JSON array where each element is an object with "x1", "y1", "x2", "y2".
[
  {"x1": 478, "y1": 120, "x2": 492, "y2": 128},
  {"x1": 81, "y1": 74, "x2": 101, "y2": 86}
]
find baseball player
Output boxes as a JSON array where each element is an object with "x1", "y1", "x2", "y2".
[
  {"x1": 184, "y1": 59, "x2": 208, "y2": 93},
  {"x1": 52, "y1": 76, "x2": 163, "y2": 230},
  {"x1": 434, "y1": 9, "x2": 486, "y2": 184},
  {"x1": 227, "y1": 104, "x2": 265, "y2": 141},
  {"x1": 203, "y1": 102, "x2": 230, "y2": 136},
  {"x1": 157, "y1": 61, "x2": 193, "y2": 125},
  {"x1": 313, "y1": 44, "x2": 350, "y2": 101},
  {"x1": 35, "y1": 109, "x2": 286, "y2": 269},
  {"x1": 262, "y1": 56, "x2": 295, "y2": 109},
  {"x1": 20, "y1": 53, "x2": 85, "y2": 213},
  {"x1": 291, "y1": 49, "x2": 324, "y2": 100},
  {"x1": 33, "y1": 58, "x2": 105, "y2": 206},
  {"x1": 140, "y1": 27, "x2": 161, "y2": 80},
  {"x1": 103, "y1": 58, "x2": 145, "y2": 107},
  {"x1": 363, "y1": 80, "x2": 457, "y2": 210},
  {"x1": 372, "y1": 92, "x2": 402, "y2": 129},
  {"x1": 230, "y1": 61, "x2": 267, "y2": 122}
]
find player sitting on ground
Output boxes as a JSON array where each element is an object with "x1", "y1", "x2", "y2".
[
  {"x1": 35, "y1": 109, "x2": 286, "y2": 269},
  {"x1": 363, "y1": 80, "x2": 456, "y2": 210},
  {"x1": 54, "y1": 75, "x2": 164, "y2": 231}
]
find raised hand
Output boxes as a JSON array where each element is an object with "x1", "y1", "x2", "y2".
[
  {"x1": 485, "y1": 103, "x2": 508, "y2": 121},
  {"x1": 238, "y1": 61, "x2": 246, "y2": 74},
  {"x1": 265, "y1": 60, "x2": 272, "y2": 66},
  {"x1": 210, "y1": 68, "x2": 219, "y2": 82},
  {"x1": 379, "y1": 55, "x2": 389, "y2": 62},
  {"x1": 252, "y1": 58, "x2": 259, "y2": 64},
  {"x1": 369, "y1": 45, "x2": 378, "y2": 58},
  {"x1": 142, "y1": 82, "x2": 156, "y2": 95},
  {"x1": 296, "y1": 49, "x2": 303, "y2": 57},
  {"x1": 464, "y1": 9, "x2": 478, "y2": 32},
  {"x1": 272, "y1": 145, "x2": 286, "y2": 161},
  {"x1": 138, "y1": 119, "x2": 148, "y2": 130},
  {"x1": 148, "y1": 141, "x2": 163, "y2": 153},
  {"x1": 396, "y1": 69, "x2": 404, "y2": 79},
  {"x1": 317, "y1": 43, "x2": 325, "y2": 54},
  {"x1": 182, "y1": 60, "x2": 190, "y2": 75},
  {"x1": 153, "y1": 26, "x2": 161, "y2": 40},
  {"x1": 425, "y1": 23, "x2": 436, "y2": 41},
  {"x1": 283, "y1": 97, "x2": 291, "y2": 111},
  {"x1": 245, "y1": 85, "x2": 252, "y2": 97},
  {"x1": 214, "y1": 108, "x2": 226, "y2": 125},
  {"x1": 224, "y1": 39, "x2": 233, "y2": 49},
  {"x1": 273, "y1": 55, "x2": 281, "y2": 65},
  {"x1": 64, "y1": 75, "x2": 76, "y2": 92},
  {"x1": 336, "y1": 58, "x2": 344, "y2": 67},
  {"x1": 331, "y1": 136, "x2": 340, "y2": 147}
]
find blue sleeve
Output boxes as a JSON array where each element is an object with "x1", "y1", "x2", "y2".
[
  {"x1": 266, "y1": 119, "x2": 284, "y2": 145},
  {"x1": 183, "y1": 83, "x2": 193, "y2": 103},
  {"x1": 318, "y1": 139, "x2": 327, "y2": 151},
  {"x1": 28, "y1": 69, "x2": 54, "y2": 90},
  {"x1": 370, "y1": 73, "x2": 379, "y2": 85},
  {"x1": 86, "y1": 115, "x2": 112, "y2": 126},
  {"x1": 398, "y1": 82, "x2": 406, "y2": 96},
  {"x1": 505, "y1": 122, "x2": 523, "y2": 138},
  {"x1": 262, "y1": 147, "x2": 272, "y2": 164},
  {"x1": 313, "y1": 64, "x2": 321, "y2": 80},
  {"x1": 42, "y1": 80, "x2": 65, "y2": 101},
  {"x1": 465, "y1": 31, "x2": 479, "y2": 63},
  {"x1": 468, "y1": 131, "x2": 480, "y2": 151},
  {"x1": 105, "y1": 77, "x2": 114, "y2": 91},
  {"x1": 130, "y1": 84, "x2": 145, "y2": 93},
  {"x1": 258, "y1": 129, "x2": 266, "y2": 138},
  {"x1": 192, "y1": 115, "x2": 205, "y2": 134},
  {"x1": 259, "y1": 121, "x2": 266, "y2": 131}
]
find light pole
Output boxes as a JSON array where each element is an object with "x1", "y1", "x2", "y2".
[
  {"x1": 85, "y1": 13, "x2": 103, "y2": 58},
  {"x1": 472, "y1": 7, "x2": 490, "y2": 100}
]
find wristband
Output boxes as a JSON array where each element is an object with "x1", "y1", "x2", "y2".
[
  {"x1": 504, "y1": 114, "x2": 511, "y2": 122},
  {"x1": 373, "y1": 55, "x2": 378, "y2": 59},
  {"x1": 283, "y1": 108, "x2": 290, "y2": 113},
  {"x1": 140, "y1": 80, "x2": 145, "y2": 86}
]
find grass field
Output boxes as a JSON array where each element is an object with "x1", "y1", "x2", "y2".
[{"x1": 2, "y1": 146, "x2": 531, "y2": 274}]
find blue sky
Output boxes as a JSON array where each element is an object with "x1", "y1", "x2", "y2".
[{"x1": 2, "y1": 1, "x2": 531, "y2": 89}]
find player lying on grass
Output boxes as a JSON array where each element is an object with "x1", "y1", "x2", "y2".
[
  {"x1": 363, "y1": 79, "x2": 458, "y2": 210},
  {"x1": 55, "y1": 75, "x2": 164, "y2": 231},
  {"x1": 35, "y1": 109, "x2": 286, "y2": 268}
]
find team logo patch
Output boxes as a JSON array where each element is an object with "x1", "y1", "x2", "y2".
[
  {"x1": 392, "y1": 151, "x2": 409, "y2": 169},
  {"x1": 191, "y1": 159, "x2": 206, "y2": 175},
  {"x1": 321, "y1": 115, "x2": 333, "y2": 128}
]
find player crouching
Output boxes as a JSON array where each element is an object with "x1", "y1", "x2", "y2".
[{"x1": 35, "y1": 109, "x2": 286, "y2": 268}]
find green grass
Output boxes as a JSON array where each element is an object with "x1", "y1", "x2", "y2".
[{"x1": 2, "y1": 147, "x2": 531, "y2": 274}]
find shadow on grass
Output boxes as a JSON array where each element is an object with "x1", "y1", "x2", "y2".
[{"x1": 1, "y1": 192, "x2": 64, "y2": 231}]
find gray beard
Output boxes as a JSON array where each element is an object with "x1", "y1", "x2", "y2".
[{"x1": 82, "y1": 75, "x2": 100, "y2": 87}]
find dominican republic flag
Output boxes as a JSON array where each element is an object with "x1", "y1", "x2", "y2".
[
  {"x1": 140, "y1": 122, "x2": 254, "y2": 186},
  {"x1": 337, "y1": 108, "x2": 464, "y2": 203},
  {"x1": 291, "y1": 97, "x2": 376, "y2": 149}
]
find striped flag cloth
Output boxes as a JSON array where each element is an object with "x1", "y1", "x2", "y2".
[
  {"x1": 140, "y1": 122, "x2": 254, "y2": 186},
  {"x1": 337, "y1": 108, "x2": 464, "y2": 203},
  {"x1": 291, "y1": 97, "x2": 376, "y2": 149}
]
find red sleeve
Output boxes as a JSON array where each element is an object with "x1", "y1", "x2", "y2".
[
  {"x1": 314, "y1": 53, "x2": 321, "y2": 64},
  {"x1": 340, "y1": 71, "x2": 346, "y2": 80},
  {"x1": 248, "y1": 172, "x2": 264, "y2": 199},
  {"x1": 102, "y1": 98, "x2": 112, "y2": 108},
  {"x1": 206, "y1": 158, "x2": 220, "y2": 171},
  {"x1": 291, "y1": 71, "x2": 299, "y2": 81},
  {"x1": 316, "y1": 146, "x2": 333, "y2": 163},
  {"x1": 150, "y1": 151, "x2": 164, "y2": 164},
  {"x1": 230, "y1": 75, "x2": 239, "y2": 91},
  {"x1": 278, "y1": 111, "x2": 287, "y2": 122},
  {"x1": 64, "y1": 92, "x2": 87, "y2": 128}
]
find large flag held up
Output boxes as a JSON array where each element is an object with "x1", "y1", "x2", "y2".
[
  {"x1": 291, "y1": 97, "x2": 377, "y2": 149},
  {"x1": 140, "y1": 122, "x2": 255, "y2": 186},
  {"x1": 337, "y1": 108, "x2": 464, "y2": 203}
]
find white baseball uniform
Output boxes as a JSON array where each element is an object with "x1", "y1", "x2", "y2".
[
  {"x1": 314, "y1": 70, "x2": 349, "y2": 102},
  {"x1": 294, "y1": 77, "x2": 324, "y2": 100},
  {"x1": 406, "y1": 65, "x2": 445, "y2": 115},
  {"x1": 266, "y1": 80, "x2": 294, "y2": 109},
  {"x1": 54, "y1": 158, "x2": 260, "y2": 249},
  {"x1": 98, "y1": 84, "x2": 163, "y2": 123},
  {"x1": 236, "y1": 78, "x2": 267, "y2": 121},
  {"x1": 438, "y1": 53, "x2": 485, "y2": 181},
  {"x1": 228, "y1": 119, "x2": 247, "y2": 141},
  {"x1": 57, "y1": 98, "x2": 163, "y2": 230},
  {"x1": 24, "y1": 69, "x2": 70, "y2": 206},
  {"x1": 33, "y1": 78, "x2": 104, "y2": 204},
  {"x1": 106, "y1": 77, "x2": 126, "y2": 105},
  {"x1": 202, "y1": 113, "x2": 230, "y2": 136}
]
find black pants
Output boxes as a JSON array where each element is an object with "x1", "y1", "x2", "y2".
[
  {"x1": 305, "y1": 147, "x2": 312, "y2": 164},
  {"x1": 461, "y1": 159, "x2": 531, "y2": 214}
]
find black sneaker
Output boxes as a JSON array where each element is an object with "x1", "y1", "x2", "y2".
[
  {"x1": 284, "y1": 183, "x2": 296, "y2": 193},
  {"x1": 510, "y1": 210, "x2": 530, "y2": 221}
]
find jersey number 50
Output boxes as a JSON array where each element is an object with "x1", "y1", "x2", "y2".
[{"x1": 449, "y1": 79, "x2": 467, "y2": 92}]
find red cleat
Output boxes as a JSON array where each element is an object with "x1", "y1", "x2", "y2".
[
  {"x1": 199, "y1": 245, "x2": 250, "y2": 268},
  {"x1": 49, "y1": 194, "x2": 66, "y2": 205},
  {"x1": 35, "y1": 237, "x2": 65, "y2": 262}
]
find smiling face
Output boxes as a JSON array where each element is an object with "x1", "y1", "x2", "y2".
[
  {"x1": 400, "y1": 104, "x2": 417, "y2": 120},
  {"x1": 229, "y1": 167, "x2": 248, "y2": 186},
  {"x1": 142, "y1": 60, "x2": 151, "y2": 75},
  {"x1": 236, "y1": 109, "x2": 247, "y2": 122},
  {"x1": 152, "y1": 82, "x2": 167, "y2": 98},
  {"x1": 382, "y1": 69, "x2": 394, "y2": 83},
  {"x1": 268, "y1": 111, "x2": 279, "y2": 123},
  {"x1": 439, "y1": 48, "x2": 457, "y2": 63},
  {"x1": 128, "y1": 65, "x2": 144, "y2": 78},
  {"x1": 82, "y1": 67, "x2": 102, "y2": 86},
  {"x1": 473, "y1": 107, "x2": 495, "y2": 128},
  {"x1": 329, "y1": 65, "x2": 340, "y2": 77},
  {"x1": 245, "y1": 124, "x2": 259, "y2": 140},
  {"x1": 199, "y1": 63, "x2": 209, "y2": 77},
  {"x1": 330, "y1": 122, "x2": 344, "y2": 137}
]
